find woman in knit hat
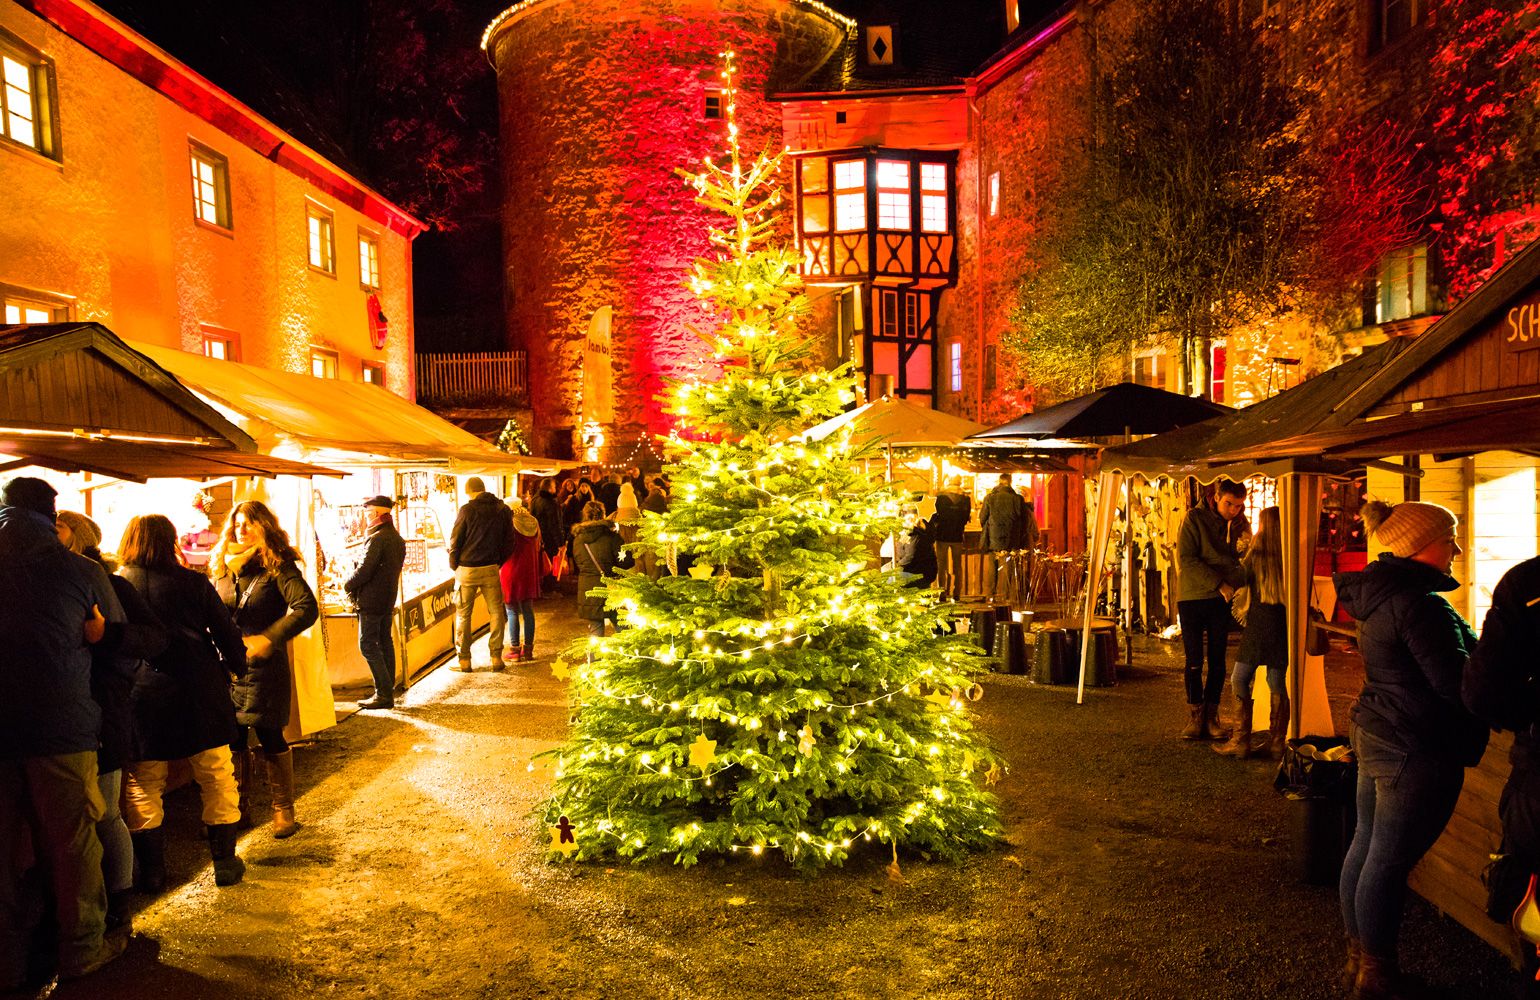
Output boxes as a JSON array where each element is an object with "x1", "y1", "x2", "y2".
[
  {"x1": 1334, "y1": 499, "x2": 1488, "y2": 999},
  {"x1": 500, "y1": 499, "x2": 544, "y2": 664}
]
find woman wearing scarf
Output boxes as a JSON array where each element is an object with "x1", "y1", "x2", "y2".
[
  {"x1": 117, "y1": 514, "x2": 247, "y2": 889},
  {"x1": 210, "y1": 501, "x2": 318, "y2": 839},
  {"x1": 500, "y1": 501, "x2": 543, "y2": 664}
]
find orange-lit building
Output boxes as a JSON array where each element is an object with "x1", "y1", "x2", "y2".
[{"x1": 0, "y1": 0, "x2": 423, "y2": 392}]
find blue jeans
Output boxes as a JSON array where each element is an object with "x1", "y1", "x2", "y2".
[
  {"x1": 1339, "y1": 723, "x2": 1465, "y2": 957},
  {"x1": 505, "y1": 600, "x2": 535, "y2": 649},
  {"x1": 357, "y1": 611, "x2": 395, "y2": 702},
  {"x1": 1231, "y1": 661, "x2": 1285, "y2": 701}
]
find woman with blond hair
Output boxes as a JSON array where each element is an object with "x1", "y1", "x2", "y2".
[
  {"x1": 210, "y1": 500, "x2": 318, "y2": 839},
  {"x1": 117, "y1": 514, "x2": 247, "y2": 889},
  {"x1": 1334, "y1": 499, "x2": 1488, "y2": 998},
  {"x1": 1215, "y1": 505, "x2": 1289, "y2": 760}
]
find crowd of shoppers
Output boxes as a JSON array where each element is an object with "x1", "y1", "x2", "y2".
[{"x1": 0, "y1": 477, "x2": 322, "y2": 990}]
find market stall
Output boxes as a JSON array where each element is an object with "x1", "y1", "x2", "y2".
[
  {"x1": 121, "y1": 341, "x2": 575, "y2": 722},
  {"x1": 1189, "y1": 238, "x2": 1540, "y2": 960}
]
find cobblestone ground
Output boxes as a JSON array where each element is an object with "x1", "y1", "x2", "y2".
[{"x1": 23, "y1": 597, "x2": 1521, "y2": 1000}]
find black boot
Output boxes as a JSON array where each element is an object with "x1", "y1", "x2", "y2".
[
  {"x1": 130, "y1": 827, "x2": 166, "y2": 894},
  {"x1": 106, "y1": 889, "x2": 134, "y2": 936},
  {"x1": 208, "y1": 822, "x2": 245, "y2": 887}
]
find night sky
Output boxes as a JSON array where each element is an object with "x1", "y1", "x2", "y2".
[{"x1": 90, "y1": 0, "x2": 1064, "y2": 356}]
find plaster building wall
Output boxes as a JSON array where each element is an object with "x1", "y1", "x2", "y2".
[
  {"x1": 485, "y1": 0, "x2": 848, "y2": 459},
  {"x1": 0, "y1": 0, "x2": 418, "y2": 396}
]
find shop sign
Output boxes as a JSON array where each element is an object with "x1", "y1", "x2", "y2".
[
  {"x1": 582, "y1": 304, "x2": 614, "y2": 424},
  {"x1": 1502, "y1": 293, "x2": 1540, "y2": 354},
  {"x1": 402, "y1": 578, "x2": 455, "y2": 640}
]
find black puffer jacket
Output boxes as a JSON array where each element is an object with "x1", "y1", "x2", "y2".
[
  {"x1": 1465, "y1": 556, "x2": 1540, "y2": 790},
  {"x1": 215, "y1": 559, "x2": 318, "y2": 730},
  {"x1": 1336, "y1": 554, "x2": 1487, "y2": 766},
  {"x1": 449, "y1": 492, "x2": 514, "y2": 570},
  {"x1": 123, "y1": 565, "x2": 246, "y2": 760},
  {"x1": 571, "y1": 519, "x2": 623, "y2": 621}
]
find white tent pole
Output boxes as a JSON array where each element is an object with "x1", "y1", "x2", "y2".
[{"x1": 1077, "y1": 469, "x2": 1121, "y2": 705}]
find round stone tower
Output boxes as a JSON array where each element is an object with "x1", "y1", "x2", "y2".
[{"x1": 483, "y1": 0, "x2": 849, "y2": 460}]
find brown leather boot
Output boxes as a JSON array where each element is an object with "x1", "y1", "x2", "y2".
[
  {"x1": 233, "y1": 749, "x2": 258, "y2": 828},
  {"x1": 1343, "y1": 936, "x2": 1363, "y2": 994},
  {"x1": 265, "y1": 749, "x2": 300, "y2": 839},
  {"x1": 1203, "y1": 702, "x2": 1229, "y2": 740},
  {"x1": 1270, "y1": 693, "x2": 1291, "y2": 759},
  {"x1": 1215, "y1": 697, "x2": 1253, "y2": 757},
  {"x1": 1354, "y1": 951, "x2": 1410, "y2": 1000},
  {"x1": 1181, "y1": 704, "x2": 1204, "y2": 739}
]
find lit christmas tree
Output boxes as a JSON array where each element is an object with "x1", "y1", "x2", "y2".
[{"x1": 539, "y1": 53, "x2": 1002, "y2": 870}]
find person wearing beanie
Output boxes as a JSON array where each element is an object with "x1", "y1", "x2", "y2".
[
  {"x1": 499, "y1": 500, "x2": 544, "y2": 664},
  {"x1": 345, "y1": 497, "x2": 405, "y2": 710},
  {"x1": 448, "y1": 477, "x2": 514, "y2": 672},
  {"x1": 0, "y1": 477, "x2": 129, "y2": 983},
  {"x1": 1334, "y1": 498, "x2": 1487, "y2": 999}
]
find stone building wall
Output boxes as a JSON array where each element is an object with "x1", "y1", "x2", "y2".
[{"x1": 485, "y1": 0, "x2": 846, "y2": 460}]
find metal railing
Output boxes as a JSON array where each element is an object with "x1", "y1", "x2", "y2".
[{"x1": 415, "y1": 351, "x2": 526, "y2": 402}]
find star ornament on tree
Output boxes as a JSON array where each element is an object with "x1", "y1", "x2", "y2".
[
  {"x1": 915, "y1": 495, "x2": 939, "y2": 523},
  {"x1": 689, "y1": 733, "x2": 717, "y2": 769},
  {"x1": 550, "y1": 658, "x2": 571, "y2": 681}
]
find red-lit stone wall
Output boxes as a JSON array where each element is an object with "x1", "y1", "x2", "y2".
[{"x1": 486, "y1": 0, "x2": 846, "y2": 460}]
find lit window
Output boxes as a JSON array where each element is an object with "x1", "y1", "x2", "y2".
[
  {"x1": 358, "y1": 231, "x2": 380, "y2": 290},
  {"x1": 988, "y1": 172, "x2": 1000, "y2": 217},
  {"x1": 311, "y1": 349, "x2": 338, "y2": 379},
  {"x1": 950, "y1": 342, "x2": 962, "y2": 392},
  {"x1": 0, "y1": 37, "x2": 54, "y2": 157},
  {"x1": 1132, "y1": 349, "x2": 1164, "y2": 388},
  {"x1": 307, "y1": 204, "x2": 336, "y2": 274},
  {"x1": 1376, "y1": 243, "x2": 1428, "y2": 323},
  {"x1": 201, "y1": 328, "x2": 239, "y2": 361},
  {"x1": 799, "y1": 157, "x2": 829, "y2": 234},
  {"x1": 876, "y1": 160, "x2": 910, "y2": 231},
  {"x1": 3, "y1": 296, "x2": 62, "y2": 324},
  {"x1": 190, "y1": 144, "x2": 232, "y2": 229},
  {"x1": 920, "y1": 163, "x2": 948, "y2": 233},
  {"x1": 1006, "y1": 0, "x2": 1021, "y2": 32},
  {"x1": 833, "y1": 159, "x2": 866, "y2": 232},
  {"x1": 362, "y1": 362, "x2": 386, "y2": 386},
  {"x1": 1210, "y1": 342, "x2": 1227, "y2": 404}
]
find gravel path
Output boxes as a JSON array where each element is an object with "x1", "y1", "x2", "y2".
[{"x1": 30, "y1": 598, "x2": 1520, "y2": 999}]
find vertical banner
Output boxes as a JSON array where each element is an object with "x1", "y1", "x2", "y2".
[{"x1": 583, "y1": 306, "x2": 615, "y2": 426}]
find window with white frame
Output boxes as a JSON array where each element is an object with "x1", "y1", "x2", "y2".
[
  {"x1": 920, "y1": 163, "x2": 948, "y2": 233},
  {"x1": 949, "y1": 342, "x2": 962, "y2": 393},
  {"x1": 190, "y1": 143, "x2": 231, "y2": 229},
  {"x1": 201, "y1": 327, "x2": 239, "y2": 361},
  {"x1": 0, "y1": 35, "x2": 54, "y2": 157},
  {"x1": 799, "y1": 157, "x2": 829, "y2": 234},
  {"x1": 875, "y1": 160, "x2": 910, "y2": 231},
  {"x1": 307, "y1": 204, "x2": 336, "y2": 274},
  {"x1": 1132, "y1": 348, "x2": 1164, "y2": 388},
  {"x1": 310, "y1": 348, "x2": 339, "y2": 379},
  {"x1": 358, "y1": 231, "x2": 380, "y2": 290},
  {"x1": 1376, "y1": 242, "x2": 1428, "y2": 323},
  {"x1": 833, "y1": 159, "x2": 866, "y2": 232},
  {"x1": 988, "y1": 172, "x2": 1000, "y2": 218},
  {"x1": 2, "y1": 291, "x2": 67, "y2": 325}
]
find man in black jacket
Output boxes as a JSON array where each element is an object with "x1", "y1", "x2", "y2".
[
  {"x1": 933, "y1": 480, "x2": 971, "y2": 600},
  {"x1": 0, "y1": 477, "x2": 126, "y2": 987},
  {"x1": 448, "y1": 477, "x2": 513, "y2": 672},
  {"x1": 346, "y1": 496, "x2": 407, "y2": 709}
]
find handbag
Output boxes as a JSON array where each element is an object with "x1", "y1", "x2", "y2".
[
  {"x1": 539, "y1": 547, "x2": 553, "y2": 579},
  {"x1": 549, "y1": 545, "x2": 567, "y2": 582}
]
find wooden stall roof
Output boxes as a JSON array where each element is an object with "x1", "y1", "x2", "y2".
[{"x1": 0, "y1": 322, "x2": 341, "y2": 481}]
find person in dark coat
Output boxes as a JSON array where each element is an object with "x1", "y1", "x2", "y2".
[
  {"x1": 1175, "y1": 478, "x2": 1250, "y2": 740},
  {"x1": 118, "y1": 514, "x2": 249, "y2": 889},
  {"x1": 933, "y1": 481, "x2": 971, "y2": 600},
  {"x1": 561, "y1": 480, "x2": 595, "y2": 541},
  {"x1": 1464, "y1": 555, "x2": 1540, "y2": 997},
  {"x1": 899, "y1": 510, "x2": 938, "y2": 589},
  {"x1": 211, "y1": 500, "x2": 318, "y2": 840},
  {"x1": 1214, "y1": 505, "x2": 1287, "y2": 760},
  {"x1": 977, "y1": 475, "x2": 1021, "y2": 601},
  {"x1": 531, "y1": 479, "x2": 563, "y2": 561},
  {"x1": 57, "y1": 511, "x2": 166, "y2": 927},
  {"x1": 448, "y1": 477, "x2": 513, "y2": 672},
  {"x1": 571, "y1": 501, "x2": 625, "y2": 635},
  {"x1": 1334, "y1": 500, "x2": 1487, "y2": 999},
  {"x1": 0, "y1": 478, "x2": 128, "y2": 986},
  {"x1": 596, "y1": 472, "x2": 623, "y2": 515},
  {"x1": 345, "y1": 497, "x2": 406, "y2": 710}
]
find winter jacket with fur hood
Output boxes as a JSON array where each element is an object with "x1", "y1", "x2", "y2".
[{"x1": 1336, "y1": 554, "x2": 1487, "y2": 766}]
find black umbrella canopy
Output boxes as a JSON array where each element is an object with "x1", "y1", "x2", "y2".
[{"x1": 968, "y1": 382, "x2": 1233, "y2": 441}]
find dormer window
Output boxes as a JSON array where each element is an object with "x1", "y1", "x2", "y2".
[
  {"x1": 876, "y1": 160, "x2": 910, "y2": 230},
  {"x1": 794, "y1": 150, "x2": 956, "y2": 283}
]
